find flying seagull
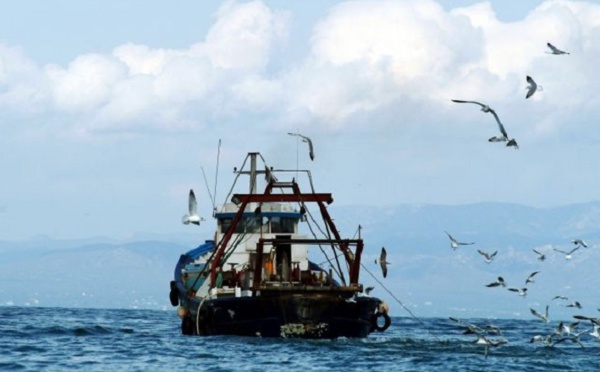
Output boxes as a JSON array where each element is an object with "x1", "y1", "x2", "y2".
[
  {"x1": 508, "y1": 287, "x2": 528, "y2": 297},
  {"x1": 572, "y1": 239, "x2": 588, "y2": 248},
  {"x1": 444, "y1": 231, "x2": 474, "y2": 250},
  {"x1": 566, "y1": 301, "x2": 582, "y2": 309},
  {"x1": 525, "y1": 271, "x2": 540, "y2": 285},
  {"x1": 531, "y1": 305, "x2": 550, "y2": 323},
  {"x1": 532, "y1": 248, "x2": 546, "y2": 261},
  {"x1": 451, "y1": 99, "x2": 519, "y2": 149},
  {"x1": 530, "y1": 334, "x2": 557, "y2": 346},
  {"x1": 546, "y1": 42, "x2": 569, "y2": 55},
  {"x1": 477, "y1": 249, "x2": 498, "y2": 263},
  {"x1": 471, "y1": 334, "x2": 508, "y2": 358},
  {"x1": 485, "y1": 276, "x2": 506, "y2": 288},
  {"x1": 287, "y1": 132, "x2": 315, "y2": 161},
  {"x1": 182, "y1": 189, "x2": 203, "y2": 225},
  {"x1": 374, "y1": 247, "x2": 389, "y2": 278},
  {"x1": 526, "y1": 76, "x2": 540, "y2": 99},
  {"x1": 553, "y1": 246, "x2": 580, "y2": 260}
]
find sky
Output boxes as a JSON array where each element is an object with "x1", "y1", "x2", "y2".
[{"x1": 1, "y1": 0, "x2": 600, "y2": 240}]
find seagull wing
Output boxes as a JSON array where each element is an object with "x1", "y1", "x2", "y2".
[
  {"x1": 488, "y1": 109, "x2": 508, "y2": 139},
  {"x1": 304, "y1": 136, "x2": 315, "y2": 161},
  {"x1": 531, "y1": 308, "x2": 544, "y2": 320},
  {"x1": 451, "y1": 99, "x2": 486, "y2": 109},
  {"x1": 486, "y1": 282, "x2": 501, "y2": 287},
  {"x1": 547, "y1": 43, "x2": 559, "y2": 53},
  {"x1": 553, "y1": 248, "x2": 567, "y2": 254},
  {"x1": 528, "y1": 271, "x2": 540, "y2": 280},
  {"x1": 526, "y1": 76, "x2": 537, "y2": 99},
  {"x1": 188, "y1": 189, "x2": 197, "y2": 214},
  {"x1": 445, "y1": 231, "x2": 457, "y2": 243},
  {"x1": 568, "y1": 246, "x2": 581, "y2": 255},
  {"x1": 477, "y1": 249, "x2": 489, "y2": 259}
]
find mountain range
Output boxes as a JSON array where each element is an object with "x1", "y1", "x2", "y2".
[{"x1": 2, "y1": 201, "x2": 599, "y2": 321}]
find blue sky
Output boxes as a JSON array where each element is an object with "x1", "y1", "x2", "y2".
[{"x1": 1, "y1": 0, "x2": 599, "y2": 240}]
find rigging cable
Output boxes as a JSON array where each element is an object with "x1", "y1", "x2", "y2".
[{"x1": 360, "y1": 258, "x2": 443, "y2": 342}]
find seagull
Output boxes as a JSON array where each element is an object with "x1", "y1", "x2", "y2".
[
  {"x1": 553, "y1": 246, "x2": 580, "y2": 260},
  {"x1": 508, "y1": 287, "x2": 528, "y2": 297},
  {"x1": 530, "y1": 334, "x2": 557, "y2": 346},
  {"x1": 551, "y1": 295, "x2": 569, "y2": 301},
  {"x1": 531, "y1": 305, "x2": 550, "y2": 323},
  {"x1": 526, "y1": 76, "x2": 540, "y2": 99},
  {"x1": 451, "y1": 99, "x2": 519, "y2": 149},
  {"x1": 589, "y1": 324, "x2": 600, "y2": 340},
  {"x1": 573, "y1": 314, "x2": 600, "y2": 326},
  {"x1": 566, "y1": 301, "x2": 582, "y2": 309},
  {"x1": 525, "y1": 271, "x2": 540, "y2": 285},
  {"x1": 485, "y1": 276, "x2": 506, "y2": 288},
  {"x1": 546, "y1": 42, "x2": 570, "y2": 55},
  {"x1": 374, "y1": 247, "x2": 389, "y2": 278},
  {"x1": 532, "y1": 248, "x2": 546, "y2": 261},
  {"x1": 444, "y1": 231, "x2": 474, "y2": 250},
  {"x1": 556, "y1": 335, "x2": 585, "y2": 348},
  {"x1": 561, "y1": 321, "x2": 580, "y2": 336},
  {"x1": 449, "y1": 317, "x2": 485, "y2": 335},
  {"x1": 287, "y1": 132, "x2": 315, "y2": 161},
  {"x1": 572, "y1": 239, "x2": 588, "y2": 248},
  {"x1": 477, "y1": 249, "x2": 498, "y2": 263},
  {"x1": 471, "y1": 334, "x2": 508, "y2": 358},
  {"x1": 182, "y1": 189, "x2": 203, "y2": 225}
]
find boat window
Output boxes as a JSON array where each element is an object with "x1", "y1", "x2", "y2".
[
  {"x1": 245, "y1": 216, "x2": 261, "y2": 233},
  {"x1": 220, "y1": 218, "x2": 244, "y2": 234},
  {"x1": 280, "y1": 217, "x2": 295, "y2": 233},
  {"x1": 270, "y1": 217, "x2": 282, "y2": 233},
  {"x1": 220, "y1": 216, "x2": 294, "y2": 234}
]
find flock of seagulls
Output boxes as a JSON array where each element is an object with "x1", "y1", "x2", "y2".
[
  {"x1": 444, "y1": 229, "x2": 596, "y2": 356},
  {"x1": 451, "y1": 41, "x2": 570, "y2": 149}
]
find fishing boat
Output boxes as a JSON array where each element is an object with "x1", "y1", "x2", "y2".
[{"x1": 169, "y1": 152, "x2": 391, "y2": 338}]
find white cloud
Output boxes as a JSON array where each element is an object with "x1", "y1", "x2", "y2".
[
  {"x1": 0, "y1": 44, "x2": 47, "y2": 111},
  {"x1": 46, "y1": 53, "x2": 126, "y2": 112},
  {"x1": 2, "y1": 0, "x2": 600, "y2": 139},
  {"x1": 202, "y1": 0, "x2": 291, "y2": 70},
  {"x1": 113, "y1": 44, "x2": 176, "y2": 76}
]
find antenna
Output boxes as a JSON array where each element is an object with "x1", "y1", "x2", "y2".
[
  {"x1": 213, "y1": 139, "x2": 221, "y2": 211},
  {"x1": 201, "y1": 166, "x2": 215, "y2": 210}
]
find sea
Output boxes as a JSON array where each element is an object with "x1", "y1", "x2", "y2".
[{"x1": 1, "y1": 306, "x2": 599, "y2": 371}]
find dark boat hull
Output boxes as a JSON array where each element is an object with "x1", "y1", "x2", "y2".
[{"x1": 180, "y1": 293, "x2": 385, "y2": 339}]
